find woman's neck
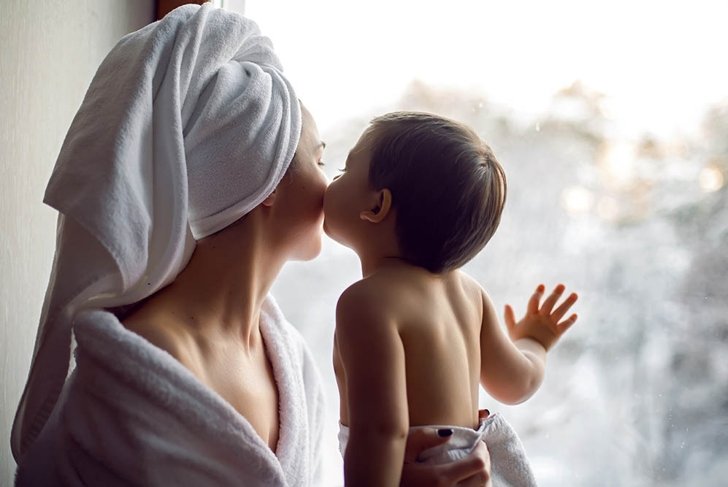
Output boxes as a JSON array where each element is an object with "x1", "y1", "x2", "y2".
[{"x1": 135, "y1": 210, "x2": 287, "y2": 348}]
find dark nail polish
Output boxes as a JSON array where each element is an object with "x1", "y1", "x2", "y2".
[
  {"x1": 484, "y1": 409, "x2": 490, "y2": 417},
  {"x1": 437, "y1": 428, "x2": 453, "y2": 437}
]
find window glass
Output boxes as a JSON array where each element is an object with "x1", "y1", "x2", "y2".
[{"x1": 246, "y1": 1, "x2": 728, "y2": 485}]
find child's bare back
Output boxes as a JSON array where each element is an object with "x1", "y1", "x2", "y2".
[{"x1": 334, "y1": 264, "x2": 483, "y2": 430}]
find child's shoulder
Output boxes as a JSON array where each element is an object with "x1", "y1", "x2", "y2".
[
  {"x1": 334, "y1": 270, "x2": 413, "y2": 324},
  {"x1": 336, "y1": 268, "x2": 485, "y2": 319},
  {"x1": 334, "y1": 278, "x2": 395, "y2": 339},
  {"x1": 454, "y1": 269, "x2": 485, "y2": 294},
  {"x1": 336, "y1": 275, "x2": 397, "y2": 313}
]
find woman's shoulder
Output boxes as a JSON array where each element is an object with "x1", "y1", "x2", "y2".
[
  {"x1": 73, "y1": 308, "x2": 194, "y2": 377},
  {"x1": 112, "y1": 306, "x2": 201, "y2": 376},
  {"x1": 123, "y1": 315, "x2": 186, "y2": 358}
]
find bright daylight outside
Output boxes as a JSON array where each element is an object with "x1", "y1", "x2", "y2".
[{"x1": 244, "y1": 1, "x2": 727, "y2": 485}]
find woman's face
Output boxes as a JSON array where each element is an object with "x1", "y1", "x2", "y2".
[{"x1": 273, "y1": 104, "x2": 329, "y2": 261}]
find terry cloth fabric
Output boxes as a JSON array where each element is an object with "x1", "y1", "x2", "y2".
[
  {"x1": 11, "y1": 3, "x2": 301, "y2": 461},
  {"x1": 338, "y1": 413, "x2": 537, "y2": 487},
  {"x1": 15, "y1": 297, "x2": 325, "y2": 486}
]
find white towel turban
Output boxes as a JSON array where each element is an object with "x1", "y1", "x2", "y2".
[{"x1": 12, "y1": 4, "x2": 301, "y2": 459}]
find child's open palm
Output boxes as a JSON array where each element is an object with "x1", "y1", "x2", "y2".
[{"x1": 505, "y1": 284, "x2": 579, "y2": 351}]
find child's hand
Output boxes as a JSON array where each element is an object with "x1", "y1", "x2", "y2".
[{"x1": 504, "y1": 284, "x2": 578, "y2": 351}]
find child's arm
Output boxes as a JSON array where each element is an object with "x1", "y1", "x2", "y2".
[
  {"x1": 480, "y1": 284, "x2": 578, "y2": 404},
  {"x1": 336, "y1": 284, "x2": 408, "y2": 487}
]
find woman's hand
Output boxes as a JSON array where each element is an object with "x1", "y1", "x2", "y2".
[
  {"x1": 505, "y1": 283, "x2": 579, "y2": 351},
  {"x1": 400, "y1": 410, "x2": 492, "y2": 487}
]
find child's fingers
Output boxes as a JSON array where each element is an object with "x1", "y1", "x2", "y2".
[
  {"x1": 551, "y1": 292, "x2": 578, "y2": 321},
  {"x1": 504, "y1": 305, "x2": 516, "y2": 329},
  {"x1": 540, "y1": 284, "x2": 565, "y2": 314},
  {"x1": 557, "y1": 313, "x2": 578, "y2": 333},
  {"x1": 527, "y1": 284, "x2": 544, "y2": 315}
]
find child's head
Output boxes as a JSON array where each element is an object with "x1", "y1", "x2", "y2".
[{"x1": 324, "y1": 111, "x2": 506, "y2": 273}]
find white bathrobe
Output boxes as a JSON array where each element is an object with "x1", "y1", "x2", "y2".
[
  {"x1": 12, "y1": 4, "x2": 303, "y2": 463},
  {"x1": 11, "y1": 5, "x2": 319, "y2": 485},
  {"x1": 15, "y1": 297, "x2": 325, "y2": 486}
]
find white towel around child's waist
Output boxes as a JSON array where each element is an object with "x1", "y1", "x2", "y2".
[{"x1": 338, "y1": 413, "x2": 537, "y2": 487}]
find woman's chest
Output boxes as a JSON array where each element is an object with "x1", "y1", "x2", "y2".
[{"x1": 190, "y1": 346, "x2": 281, "y2": 451}]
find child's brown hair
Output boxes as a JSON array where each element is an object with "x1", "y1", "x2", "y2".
[{"x1": 368, "y1": 111, "x2": 507, "y2": 273}]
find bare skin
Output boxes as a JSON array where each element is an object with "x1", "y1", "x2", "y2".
[
  {"x1": 123, "y1": 105, "x2": 329, "y2": 451},
  {"x1": 121, "y1": 105, "x2": 492, "y2": 485},
  {"x1": 334, "y1": 264, "x2": 484, "y2": 430},
  {"x1": 325, "y1": 127, "x2": 579, "y2": 487},
  {"x1": 121, "y1": 219, "x2": 287, "y2": 451}
]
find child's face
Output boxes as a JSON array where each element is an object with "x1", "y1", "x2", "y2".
[{"x1": 322, "y1": 127, "x2": 377, "y2": 248}]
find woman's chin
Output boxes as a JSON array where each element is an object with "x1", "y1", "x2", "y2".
[
  {"x1": 291, "y1": 235, "x2": 323, "y2": 262},
  {"x1": 322, "y1": 219, "x2": 345, "y2": 244}
]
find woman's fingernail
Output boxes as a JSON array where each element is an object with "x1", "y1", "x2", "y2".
[
  {"x1": 437, "y1": 428, "x2": 453, "y2": 437},
  {"x1": 484, "y1": 409, "x2": 490, "y2": 417}
]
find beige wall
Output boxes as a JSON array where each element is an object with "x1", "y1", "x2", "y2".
[{"x1": 0, "y1": 1, "x2": 153, "y2": 483}]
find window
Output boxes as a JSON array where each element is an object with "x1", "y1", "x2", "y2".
[{"x1": 246, "y1": 1, "x2": 728, "y2": 485}]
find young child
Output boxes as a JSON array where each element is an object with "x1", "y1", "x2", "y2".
[{"x1": 323, "y1": 111, "x2": 579, "y2": 487}]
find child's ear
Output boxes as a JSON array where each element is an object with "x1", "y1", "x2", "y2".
[
  {"x1": 360, "y1": 189, "x2": 392, "y2": 223},
  {"x1": 261, "y1": 189, "x2": 277, "y2": 207}
]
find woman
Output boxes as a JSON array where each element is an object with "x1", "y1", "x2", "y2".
[{"x1": 11, "y1": 4, "x2": 490, "y2": 485}]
